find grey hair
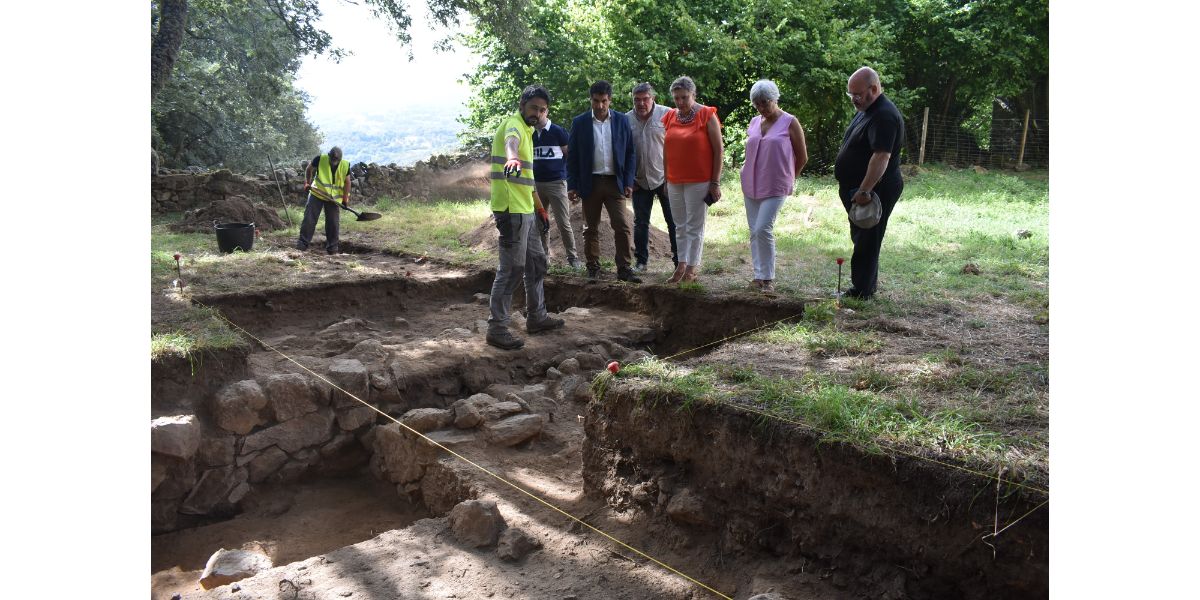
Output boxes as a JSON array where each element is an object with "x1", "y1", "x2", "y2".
[
  {"x1": 329, "y1": 146, "x2": 343, "y2": 160},
  {"x1": 749, "y1": 79, "x2": 780, "y2": 103},
  {"x1": 670, "y1": 76, "x2": 696, "y2": 94},
  {"x1": 632, "y1": 82, "x2": 656, "y2": 97}
]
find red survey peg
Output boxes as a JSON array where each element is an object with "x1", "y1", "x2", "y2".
[
  {"x1": 607, "y1": 361, "x2": 620, "y2": 374},
  {"x1": 836, "y1": 257, "x2": 845, "y2": 297}
]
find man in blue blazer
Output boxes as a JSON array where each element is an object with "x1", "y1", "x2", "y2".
[{"x1": 567, "y1": 80, "x2": 641, "y2": 283}]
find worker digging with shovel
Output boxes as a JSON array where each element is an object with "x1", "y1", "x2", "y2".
[{"x1": 296, "y1": 146, "x2": 380, "y2": 254}]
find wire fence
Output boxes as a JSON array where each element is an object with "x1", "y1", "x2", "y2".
[{"x1": 904, "y1": 111, "x2": 1048, "y2": 169}]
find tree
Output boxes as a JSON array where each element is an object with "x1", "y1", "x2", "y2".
[
  {"x1": 894, "y1": 0, "x2": 1048, "y2": 151},
  {"x1": 460, "y1": 0, "x2": 901, "y2": 171},
  {"x1": 150, "y1": 0, "x2": 535, "y2": 170},
  {"x1": 151, "y1": 0, "x2": 188, "y2": 104}
]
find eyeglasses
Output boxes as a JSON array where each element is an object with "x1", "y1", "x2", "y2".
[{"x1": 846, "y1": 92, "x2": 865, "y2": 101}]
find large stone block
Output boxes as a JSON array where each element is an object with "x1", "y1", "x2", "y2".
[
  {"x1": 263, "y1": 373, "x2": 322, "y2": 421},
  {"x1": 481, "y1": 401, "x2": 524, "y2": 422},
  {"x1": 336, "y1": 405, "x2": 378, "y2": 431},
  {"x1": 448, "y1": 499, "x2": 507, "y2": 548},
  {"x1": 450, "y1": 393, "x2": 497, "y2": 429},
  {"x1": 485, "y1": 414, "x2": 545, "y2": 447},
  {"x1": 151, "y1": 415, "x2": 201, "y2": 460},
  {"x1": 211, "y1": 380, "x2": 269, "y2": 435},
  {"x1": 180, "y1": 466, "x2": 248, "y2": 515},
  {"x1": 496, "y1": 527, "x2": 542, "y2": 561},
  {"x1": 372, "y1": 423, "x2": 437, "y2": 484},
  {"x1": 246, "y1": 447, "x2": 289, "y2": 483},
  {"x1": 327, "y1": 359, "x2": 369, "y2": 407},
  {"x1": 199, "y1": 549, "x2": 273, "y2": 590},
  {"x1": 195, "y1": 435, "x2": 237, "y2": 468},
  {"x1": 241, "y1": 410, "x2": 334, "y2": 455},
  {"x1": 399, "y1": 408, "x2": 452, "y2": 433}
]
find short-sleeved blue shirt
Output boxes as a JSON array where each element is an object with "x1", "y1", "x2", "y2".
[{"x1": 532, "y1": 121, "x2": 569, "y2": 182}]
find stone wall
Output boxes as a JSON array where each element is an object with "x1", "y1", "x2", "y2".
[
  {"x1": 151, "y1": 365, "x2": 379, "y2": 534},
  {"x1": 151, "y1": 151, "x2": 486, "y2": 215}
]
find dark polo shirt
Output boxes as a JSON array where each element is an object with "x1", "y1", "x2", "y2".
[
  {"x1": 834, "y1": 93, "x2": 905, "y2": 188},
  {"x1": 532, "y1": 122, "x2": 569, "y2": 182}
]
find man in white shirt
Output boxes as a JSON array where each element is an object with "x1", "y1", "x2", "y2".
[
  {"x1": 566, "y1": 80, "x2": 640, "y2": 283},
  {"x1": 626, "y1": 82, "x2": 678, "y2": 272}
]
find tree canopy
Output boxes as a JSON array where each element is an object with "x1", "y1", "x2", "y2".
[
  {"x1": 150, "y1": 0, "x2": 1048, "y2": 173},
  {"x1": 150, "y1": 0, "x2": 533, "y2": 171},
  {"x1": 458, "y1": 0, "x2": 1048, "y2": 172}
]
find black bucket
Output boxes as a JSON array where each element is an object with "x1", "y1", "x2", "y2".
[{"x1": 214, "y1": 221, "x2": 255, "y2": 253}]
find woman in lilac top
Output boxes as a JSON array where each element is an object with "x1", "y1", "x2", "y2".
[{"x1": 740, "y1": 79, "x2": 808, "y2": 293}]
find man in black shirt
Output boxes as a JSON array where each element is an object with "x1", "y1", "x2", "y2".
[{"x1": 833, "y1": 67, "x2": 905, "y2": 300}]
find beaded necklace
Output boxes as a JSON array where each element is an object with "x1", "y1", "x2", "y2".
[{"x1": 676, "y1": 103, "x2": 702, "y2": 125}]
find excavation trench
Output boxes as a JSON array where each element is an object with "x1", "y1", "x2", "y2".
[{"x1": 151, "y1": 263, "x2": 1045, "y2": 599}]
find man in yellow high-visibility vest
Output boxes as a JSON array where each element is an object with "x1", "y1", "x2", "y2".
[
  {"x1": 486, "y1": 85, "x2": 565, "y2": 350},
  {"x1": 296, "y1": 146, "x2": 351, "y2": 254}
]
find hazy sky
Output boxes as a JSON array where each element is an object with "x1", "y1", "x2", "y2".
[{"x1": 295, "y1": 0, "x2": 477, "y2": 130}]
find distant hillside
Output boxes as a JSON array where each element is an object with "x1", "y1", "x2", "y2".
[{"x1": 313, "y1": 103, "x2": 466, "y2": 166}]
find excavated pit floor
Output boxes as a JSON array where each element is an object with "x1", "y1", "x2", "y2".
[
  {"x1": 158, "y1": 253, "x2": 1041, "y2": 599},
  {"x1": 151, "y1": 254, "x2": 1048, "y2": 598},
  {"x1": 153, "y1": 261, "x2": 839, "y2": 599}
]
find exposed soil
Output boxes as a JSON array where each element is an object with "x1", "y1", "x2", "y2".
[
  {"x1": 584, "y1": 384, "x2": 1048, "y2": 599},
  {"x1": 151, "y1": 474, "x2": 428, "y2": 600},
  {"x1": 154, "y1": 382, "x2": 852, "y2": 600},
  {"x1": 151, "y1": 238, "x2": 1047, "y2": 599},
  {"x1": 461, "y1": 199, "x2": 676, "y2": 267},
  {"x1": 171, "y1": 196, "x2": 287, "y2": 233}
]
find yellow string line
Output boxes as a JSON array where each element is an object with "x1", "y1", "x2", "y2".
[
  {"x1": 194, "y1": 299, "x2": 733, "y2": 600},
  {"x1": 981, "y1": 499, "x2": 1049, "y2": 541},
  {"x1": 660, "y1": 312, "x2": 806, "y2": 362}
]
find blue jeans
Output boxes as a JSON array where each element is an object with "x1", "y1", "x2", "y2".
[
  {"x1": 632, "y1": 184, "x2": 677, "y2": 266},
  {"x1": 488, "y1": 211, "x2": 548, "y2": 332}
]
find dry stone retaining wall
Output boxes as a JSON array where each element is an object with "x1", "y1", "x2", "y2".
[{"x1": 151, "y1": 151, "x2": 484, "y2": 214}]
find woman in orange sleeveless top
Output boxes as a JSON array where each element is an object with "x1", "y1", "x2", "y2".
[{"x1": 662, "y1": 76, "x2": 724, "y2": 284}]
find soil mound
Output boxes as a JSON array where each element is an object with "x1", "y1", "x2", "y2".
[
  {"x1": 170, "y1": 196, "x2": 287, "y2": 233},
  {"x1": 461, "y1": 201, "x2": 674, "y2": 266}
]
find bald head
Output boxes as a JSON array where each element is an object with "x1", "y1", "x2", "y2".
[
  {"x1": 847, "y1": 67, "x2": 882, "y2": 112},
  {"x1": 850, "y1": 67, "x2": 880, "y2": 88}
]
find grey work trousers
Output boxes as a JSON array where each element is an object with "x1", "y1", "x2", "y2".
[
  {"x1": 488, "y1": 211, "x2": 548, "y2": 333},
  {"x1": 297, "y1": 194, "x2": 341, "y2": 252},
  {"x1": 535, "y1": 179, "x2": 578, "y2": 263}
]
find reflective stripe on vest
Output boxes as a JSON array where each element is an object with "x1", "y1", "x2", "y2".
[
  {"x1": 312, "y1": 154, "x2": 349, "y2": 202},
  {"x1": 489, "y1": 114, "x2": 535, "y2": 213},
  {"x1": 488, "y1": 153, "x2": 535, "y2": 186}
]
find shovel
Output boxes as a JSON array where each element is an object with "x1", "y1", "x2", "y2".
[{"x1": 338, "y1": 202, "x2": 382, "y2": 221}]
